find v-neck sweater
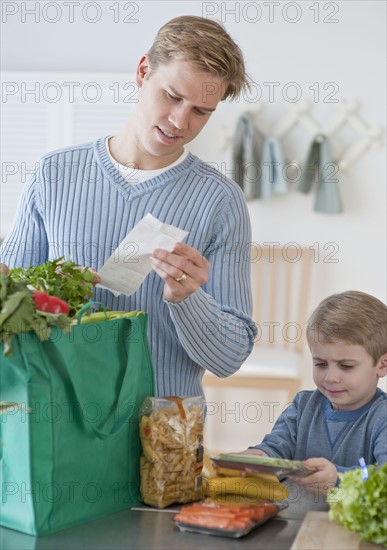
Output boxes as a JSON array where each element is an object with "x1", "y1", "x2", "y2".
[{"x1": 1, "y1": 137, "x2": 257, "y2": 397}]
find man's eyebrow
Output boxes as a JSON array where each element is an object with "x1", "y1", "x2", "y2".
[{"x1": 168, "y1": 86, "x2": 216, "y2": 112}]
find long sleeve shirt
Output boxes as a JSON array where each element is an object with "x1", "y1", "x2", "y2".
[
  {"x1": 252, "y1": 388, "x2": 387, "y2": 471},
  {"x1": 0, "y1": 137, "x2": 257, "y2": 397}
]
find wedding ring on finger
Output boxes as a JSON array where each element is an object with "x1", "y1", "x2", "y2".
[{"x1": 175, "y1": 272, "x2": 187, "y2": 284}]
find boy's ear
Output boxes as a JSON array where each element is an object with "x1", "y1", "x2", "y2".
[{"x1": 376, "y1": 352, "x2": 387, "y2": 378}]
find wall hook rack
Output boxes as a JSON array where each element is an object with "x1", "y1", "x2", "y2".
[{"x1": 220, "y1": 100, "x2": 383, "y2": 173}]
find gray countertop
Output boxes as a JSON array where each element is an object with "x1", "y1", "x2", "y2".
[{"x1": 1, "y1": 486, "x2": 329, "y2": 550}]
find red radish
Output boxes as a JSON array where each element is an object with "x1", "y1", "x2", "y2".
[
  {"x1": 33, "y1": 291, "x2": 70, "y2": 315},
  {"x1": 33, "y1": 291, "x2": 52, "y2": 312},
  {"x1": 48, "y1": 296, "x2": 70, "y2": 315}
]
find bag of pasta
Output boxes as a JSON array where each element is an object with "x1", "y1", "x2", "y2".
[{"x1": 139, "y1": 396, "x2": 204, "y2": 508}]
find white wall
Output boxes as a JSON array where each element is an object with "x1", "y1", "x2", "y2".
[{"x1": 2, "y1": 0, "x2": 386, "y2": 393}]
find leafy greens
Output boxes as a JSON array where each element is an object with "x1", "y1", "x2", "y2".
[
  {"x1": 0, "y1": 274, "x2": 70, "y2": 356},
  {"x1": 1, "y1": 258, "x2": 97, "y2": 355},
  {"x1": 327, "y1": 463, "x2": 387, "y2": 546},
  {"x1": 10, "y1": 257, "x2": 95, "y2": 316}
]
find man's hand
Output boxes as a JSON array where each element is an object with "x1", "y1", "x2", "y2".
[
  {"x1": 0, "y1": 263, "x2": 9, "y2": 276},
  {"x1": 55, "y1": 261, "x2": 101, "y2": 286},
  {"x1": 150, "y1": 242, "x2": 210, "y2": 303},
  {"x1": 289, "y1": 457, "x2": 338, "y2": 495},
  {"x1": 85, "y1": 268, "x2": 101, "y2": 286}
]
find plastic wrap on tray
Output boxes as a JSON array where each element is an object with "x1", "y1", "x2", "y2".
[
  {"x1": 139, "y1": 396, "x2": 204, "y2": 508},
  {"x1": 201, "y1": 449, "x2": 289, "y2": 502},
  {"x1": 212, "y1": 453, "x2": 316, "y2": 478},
  {"x1": 173, "y1": 497, "x2": 288, "y2": 538}
]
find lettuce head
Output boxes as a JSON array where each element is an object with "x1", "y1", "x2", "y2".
[{"x1": 327, "y1": 463, "x2": 387, "y2": 546}]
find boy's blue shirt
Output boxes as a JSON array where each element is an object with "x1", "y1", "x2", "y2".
[{"x1": 253, "y1": 387, "x2": 387, "y2": 471}]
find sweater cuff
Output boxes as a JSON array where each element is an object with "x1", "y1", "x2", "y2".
[{"x1": 164, "y1": 286, "x2": 204, "y2": 309}]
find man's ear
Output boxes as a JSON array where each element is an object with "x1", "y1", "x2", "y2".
[
  {"x1": 136, "y1": 55, "x2": 151, "y2": 87},
  {"x1": 376, "y1": 352, "x2": 387, "y2": 378}
]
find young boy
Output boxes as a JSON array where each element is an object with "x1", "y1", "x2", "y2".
[{"x1": 242, "y1": 291, "x2": 387, "y2": 493}]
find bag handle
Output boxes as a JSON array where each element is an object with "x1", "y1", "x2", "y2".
[
  {"x1": 0, "y1": 403, "x2": 32, "y2": 460},
  {"x1": 76, "y1": 301, "x2": 107, "y2": 324},
  {"x1": 64, "y1": 316, "x2": 150, "y2": 440}
]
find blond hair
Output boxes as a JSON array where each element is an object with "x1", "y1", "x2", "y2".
[
  {"x1": 147, "y1": 16, "x2": 248, "y2": 100},
  {"x1": 306, "y1": 291, "x2": 387, "y2": 364}
]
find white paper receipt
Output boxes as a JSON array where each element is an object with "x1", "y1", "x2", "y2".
[{"x1": 96, "y1": 214, "x2": 189, "y2": 297}]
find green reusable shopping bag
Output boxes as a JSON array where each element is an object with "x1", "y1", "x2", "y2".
[{"x1": 0, "y1": 312, "x2": 154, "y2": 536}]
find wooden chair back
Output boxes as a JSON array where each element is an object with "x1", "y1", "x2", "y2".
[{"x1": 250, "y1": 244, "x2": 313, "y2": 354}]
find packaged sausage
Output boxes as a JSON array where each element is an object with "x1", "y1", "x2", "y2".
[
  {"x1": 139, "y1": 396, "x2": 204, "y2": 508},
  {"x1": 173, "y1": 498, "x2": 288, "y2": 538}
]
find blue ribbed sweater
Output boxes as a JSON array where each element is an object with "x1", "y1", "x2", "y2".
[{"x1": 1, "y1": 137, "x2": 257, "y2": 397}]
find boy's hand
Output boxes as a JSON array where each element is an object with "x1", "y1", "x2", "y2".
[
  {"x1": 150, "y1": 242, "x2": 210, "y2": 303},
  {"x1": 288, "y1": 457, "x2": 338, "y2": 495}
]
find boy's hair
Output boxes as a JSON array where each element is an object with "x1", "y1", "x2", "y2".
[
  {"x1": 306, "y1": 291, "x2": 387, "y2": 363},
  {"x1": 147, "y1": 16, "x2": 248, "y2": 100}
]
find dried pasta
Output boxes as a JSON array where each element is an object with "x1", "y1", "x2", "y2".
[{"x1": 139, "y1": 396, "x2": 204, "y2": 508}]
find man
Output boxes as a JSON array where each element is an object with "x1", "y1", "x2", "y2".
[{"x1": 0, "y1": 16, "x2": 257, "y2": 397}]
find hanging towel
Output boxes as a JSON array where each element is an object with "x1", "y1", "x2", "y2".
[
  {"x1": 231, "y1": 112, "x2": 261, "y2": 201},
  {"x1": 260, "y1": 135, "x2": 288, "y2": 200},
  {"x1": 298, "y1": 134, "x2": 343, "y2": 214}
]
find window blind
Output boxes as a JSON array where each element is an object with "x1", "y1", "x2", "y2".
[{"x1": 1, "y1": 72, "x2": 136, "y2": 238}]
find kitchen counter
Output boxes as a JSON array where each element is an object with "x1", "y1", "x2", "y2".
[
  {"x1": 0, "y1": 506, "x2": 302, "y2": 550},
  {"x1": 0, "y1": 486, "x2": 329, "y2": 550},
  {"x1": 4, "y1": 483, "x2": 383, "y2": 550},
  {"x1": 291, "y1": 511, "x2": 384, "y2": 550}
]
